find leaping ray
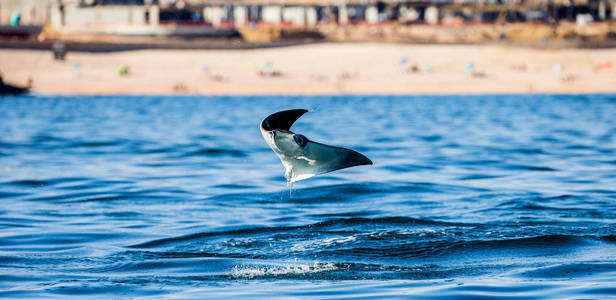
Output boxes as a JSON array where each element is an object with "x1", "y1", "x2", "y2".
[{"x1": 260, "y1": 109, "x2": 372, "y2": 182}]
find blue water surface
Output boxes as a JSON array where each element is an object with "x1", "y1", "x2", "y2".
[{"x1": 1, "y1": 94, "x2": 616, "y2": 298}]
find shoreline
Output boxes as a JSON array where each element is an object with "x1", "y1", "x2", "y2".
[
  {"x1": 3, "y1": 38, "x2": 616, "y2": 54},
  {"x1": 19, "y1": 92, "x2": 616, "y2": 98},
  {"x1": 2, "y1": 43, "x2": 615, "y2": 95}
]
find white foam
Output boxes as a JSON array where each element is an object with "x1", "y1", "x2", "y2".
[
  {"x1": 321, "y1": 235, "x2": 356, "y2": 246},
  {"x1": 231, "y1": 261, "x2": 337, "y2": 279},
  {"x1": 290, "y1": 235, "x2": 357, "y2": 253}
]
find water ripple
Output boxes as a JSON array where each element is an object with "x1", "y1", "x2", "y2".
[{"x1": 1, "y1": 94, "x2": 616, "y2": 298}]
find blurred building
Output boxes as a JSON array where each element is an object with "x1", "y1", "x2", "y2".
[
  {"x1": 0, "y1": 0, "x2": 54, "y2": 25},
  {"x1": 0, "y1": 0, "x2": 614, "y2": 35}
]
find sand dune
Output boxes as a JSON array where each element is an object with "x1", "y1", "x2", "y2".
[{"x1": 1, "y1": 43, "x2": 615, "y2": 95}]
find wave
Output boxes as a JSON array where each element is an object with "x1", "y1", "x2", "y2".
[
  {"x1": 502, "y1": 164, "x2": 557, "y2": 172},
  {"x1": 3, "y1": 177, "x2": 86, "y2": 188},
  {"x1": 231, "y1": 262, "x2": 338, "y2": 279},
  {"x1": 129, "y1": 230, "x2": 616, "y2": 269},
  {"x1": 516, "y1": 262, "x2": 616, "y2": 279},
  {"x1": 205, "y1": 181, "x2": 486, "y2": 206},
  {"x1": 129, "y1": 216, "x2": 469, "y2": 249},
  {"x1": 181, "y1": 148, "x2": 247, "y2": 158},
  {"x1": 69, "y1": 141, "x2": 124, "y2": 148}
]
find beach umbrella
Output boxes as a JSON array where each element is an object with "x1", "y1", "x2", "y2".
[{"x1": 465, "y1": 63, "x2": 475, "y2": 73}]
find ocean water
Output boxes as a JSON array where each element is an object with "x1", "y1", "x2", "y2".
[{"x1": 1, "y1": 94, "x2": 616, "y2": 299}]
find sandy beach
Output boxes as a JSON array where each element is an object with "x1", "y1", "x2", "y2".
[{"x1": 1, "y1": 43, "x2": 615, "y2": 95}]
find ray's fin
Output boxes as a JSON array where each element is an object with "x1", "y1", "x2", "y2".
[{"x1": 261, "y1": 109, "x2": 308, "y2": 131}]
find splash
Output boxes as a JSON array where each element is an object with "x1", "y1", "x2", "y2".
[
  {"x1": 288, "y1": 179, "x2": 293, "y2": 197},
  {"x1": 231, "y1": 262, "x2": 338, "y2": 279}
]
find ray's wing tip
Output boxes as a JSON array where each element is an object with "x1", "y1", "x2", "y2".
[
  {"x1": 261, "y1": 109, "x2": 309, "y2": 131},
  {"x1": 283, "y1": 108, "x2": 309, "y2": 113},
  {"x1": 291, "y1": 108, "x2": 309, "y2": 115},
  {"x1": 351, "y1": 151, "x2": 373, "y2": 167}
]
